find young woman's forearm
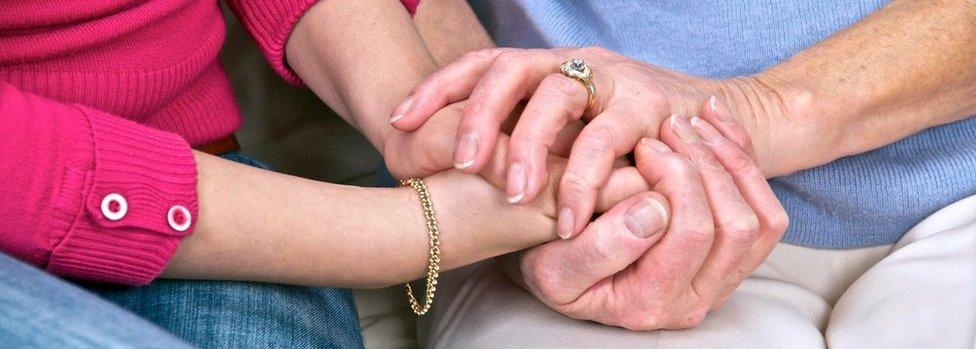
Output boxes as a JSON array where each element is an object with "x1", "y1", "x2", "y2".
[
  {"x1": 413, "y1": 0, "x2": 495, "y2": 65},
  {"x1": 161, "y1": 152, "x2": 554, "y2": 288},
  {"x1": 285, "y1": 0, "x2": 437, "y2": 150},
  {"x1": 285, "y1": 0, "x2": 494, "y2": 150},
  {"x1": 754, "y1": 0, "x2": 976, "y2": 174}
]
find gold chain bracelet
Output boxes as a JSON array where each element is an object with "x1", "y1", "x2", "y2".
[{"x1": 399, "y1": 178, "x2": 441, "y2": 315}]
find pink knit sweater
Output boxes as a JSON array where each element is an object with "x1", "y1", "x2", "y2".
[{"x1": 0, "y1": 0, "x2": 419, "y2": 286}]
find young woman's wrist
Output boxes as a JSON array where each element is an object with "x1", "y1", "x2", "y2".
[{"x1": 422, "y1": 171, "x2": 557, "y2": 263}]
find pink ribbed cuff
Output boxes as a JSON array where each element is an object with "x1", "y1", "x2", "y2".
[
  {"x1": 228, "y1": 0, "x2": 321, "y2": 86},
  {"x1": 46, "y1": 106, "x2": 198, "y2": 286}
]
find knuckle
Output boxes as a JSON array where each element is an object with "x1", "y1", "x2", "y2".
[
  {"x1": 577, "y1": 124, "x2": 617, "y2": 156},
  {"x1": 721, "y1": 148, "x2": 758, "y2": 174},
  {"x1": 664, "y1": 299, "x2": 711, "y2": 329},
  {"x1": 731, "y1": 132, "x2": 756, "y2": 153},
  {"x1": 722, "y1": 214, "x2": 761, "y2": 244},
  {"x1": 456, "y1": 51, "x2": 480, "y2": 63},
  {"x1": 561, "y1": 171, "x2": 596, "y2": 197},
  {"x1": 417, "y1": 76, "x2": 449, "y2": 101},
  {"x1": 622, "y1": 306, "x2": 668, "y2": 331},
  {"x1": 765, "y1": 209, "x2": 790, "y2": 235},
  {"x1": 668, "y1": 156, "x2": 700, "y2": 180},
  {"x1": 677, "y1": 307, "x2": 710, "y2": 329},
  {"x1": 543, "y1": 74, "x2": 585, "y2": 96},
  {"x1": 508, "y1": 140, "x2": 543, "y2": 162},
  {"x1": 460, "y1": 49, "x2": 492, "y2": 63},
  {"x1": 644, "y1": 91, "x2": 669, "y2": 110},
  {"x1": 624, "y1": 315, "x2": 664, "y2": 331},
  {"x1": 495, "y1": 50, "x2": 529, "y2": 69}
]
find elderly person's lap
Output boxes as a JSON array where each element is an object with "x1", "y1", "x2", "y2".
[{"x1": 422, "y1": 195, "x2": 976, "y2": 349}]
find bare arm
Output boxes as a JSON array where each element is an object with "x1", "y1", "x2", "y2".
[
  {"x1": 284, "y1": 0, "x2": 491, "y2": 151},
  {"x1": 162, "y1": 151, "x2": 553, "y2": 288},
  {"x1": 747, "y1": 0, "x2": 976, "y2": 175},
  {"x1": 413, "y1": 0, "x2": 495, "y2": 65}
]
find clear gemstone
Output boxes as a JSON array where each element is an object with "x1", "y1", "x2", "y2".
[{"x1": 570, "y1": 58, "x2": 585, "y2": 71}]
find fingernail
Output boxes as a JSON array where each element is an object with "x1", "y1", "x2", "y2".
[
  {"x1": 557, "y1": 207, "x2": 575, "y2": 239},
  {"x1": 690, "y1": 116, "x2": 725, "y2": 145},
  {"x1": 639, "y1": 137, "x2": 671, "y2": 152},
  {"x1": 506, "y1": 162, "x2": 527, "y2": 204},
  {"x1": 624, "y1": 198, "x2": 669, "y2": 238},
  {"x1": 454, "y1": 131, "x2": 478, "y2": 169},
  {"x1": 708, "y1": 96, "x2": 718, "y2": 114},
  {"x1": 390, "y1": 96, "x2": 414, "y2": 123},
  {"x1": 669, "y1": 114, "x2": 700, "y2": 144},
  {"x1": 711, "y1": 97, "x2": 735, "y2": 122}
]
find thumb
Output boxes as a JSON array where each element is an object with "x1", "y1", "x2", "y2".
[{"x1": 520, "y1": 191, "x2": 670, "y2": 306}]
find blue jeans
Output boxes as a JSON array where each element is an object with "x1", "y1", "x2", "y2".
[{"x1": 0, "y1": 153, "x2": 363, "y2": 348}]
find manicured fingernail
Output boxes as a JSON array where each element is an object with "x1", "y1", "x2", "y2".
[
  {"x1": 454, "y1": 131, "x2": 478, "y2": 169},
  {"x1": 390, "y1": 96, "x2": 413, "y2": 123},
  {"x1": 639, "y1": 137, "x2": 671, "y2": 152},
  {"x1": 557, "y1": 207, "x2": 575, "y2": 239},
  {"x1": 506, "y1": 162, "x2": 527, "y2": 204},
  {"x1": 669, "y1": 114, "x2": 700, "y2": 144},
  {"x1": 690, "y1": 116, "x2": 725, "y2": 145},
  {"x1": 624, "y1": 198, "x2": 669, "y2": 238}
]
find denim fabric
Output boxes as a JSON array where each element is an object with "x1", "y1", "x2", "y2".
[
  {"x1": 219, "y1": 151, "x2": 273, "y2": 170},
  {"x1": 86, "y1": 280, "x2": 363, "y2": 349},
  {"x1": 1, "y1": 152, "x2": 363, "y2": 348},
  {"x1": 0, "y1": 252, "x2": 192, "y2": 348}
]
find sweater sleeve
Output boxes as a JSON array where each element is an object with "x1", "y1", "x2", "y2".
[
  {"x1": 225, "y1": 0, "x2": 421, "y2": 86},
  {"x1": 0, "y1": 83, "x2": 198, "y2": 286}
]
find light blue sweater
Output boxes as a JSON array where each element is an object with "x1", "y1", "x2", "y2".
[{"x1": 470, "y1": 0, "x2": 976, "y2": 249}]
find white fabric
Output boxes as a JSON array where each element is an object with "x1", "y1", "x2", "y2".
[
  {"x1": 420, "y1": 195, "x2": 976, "y2": 349},
  {"x1": 355, "y1": 287, "x2": 418, "y2": 349}
]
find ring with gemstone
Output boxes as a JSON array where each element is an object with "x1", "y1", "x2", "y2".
[{"x1": 560, "y1": 58, "x2": 596, "y2": 116}]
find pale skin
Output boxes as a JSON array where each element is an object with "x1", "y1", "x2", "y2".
[
  {"x1": 159, "y1": 0, "x2": 779, "y2": 319},
  {"x1": 162, "y1": 0, "x2": 677, "y2": 288},
  {"x1": 162, "y1": 147, "x2": 568, "y2": 288},
  {"x1": 393, "y1": 0, "x2": 976, "y2": 330},
  {"x1": 277, "y1": 0, "x2": 786, "y2": 331}
]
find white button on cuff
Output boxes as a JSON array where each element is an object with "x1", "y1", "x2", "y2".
[
  {"x1": 100, "y1": 193, "x2": 128, "y2": 221},
  {"x1": 167, "y1": 205, "x2": 192, "y2": 232}
]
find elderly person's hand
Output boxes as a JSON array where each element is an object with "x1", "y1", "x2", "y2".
[
  {"x1": 508, "y1": 101, "x2": 788, "y2": 330},
  {"x1": 382, "y1": 101, "x2": 585, "y2": 180},
  {"x1": 389, "y1": 46, "x2": 792, "y2": 239},
  {"x1": 385, "y1": 99, "x2": 659, "y2": 219}
]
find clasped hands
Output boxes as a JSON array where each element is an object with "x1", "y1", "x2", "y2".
[{"x1": 385, "y1": 47, "x2": 788, "y2": 330}]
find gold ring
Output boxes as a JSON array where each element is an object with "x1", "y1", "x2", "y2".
[{"x1": 560, "y1": 58, "x2": 596, "y2": 116}]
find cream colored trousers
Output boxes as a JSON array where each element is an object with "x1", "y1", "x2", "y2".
[{"x1": 420, "y1": 195, "x2": 976, "y2": 349}]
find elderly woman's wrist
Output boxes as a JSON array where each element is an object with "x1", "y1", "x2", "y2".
[{"x1": 717, "y1": 74, "x2": 832, "y2": 177}]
